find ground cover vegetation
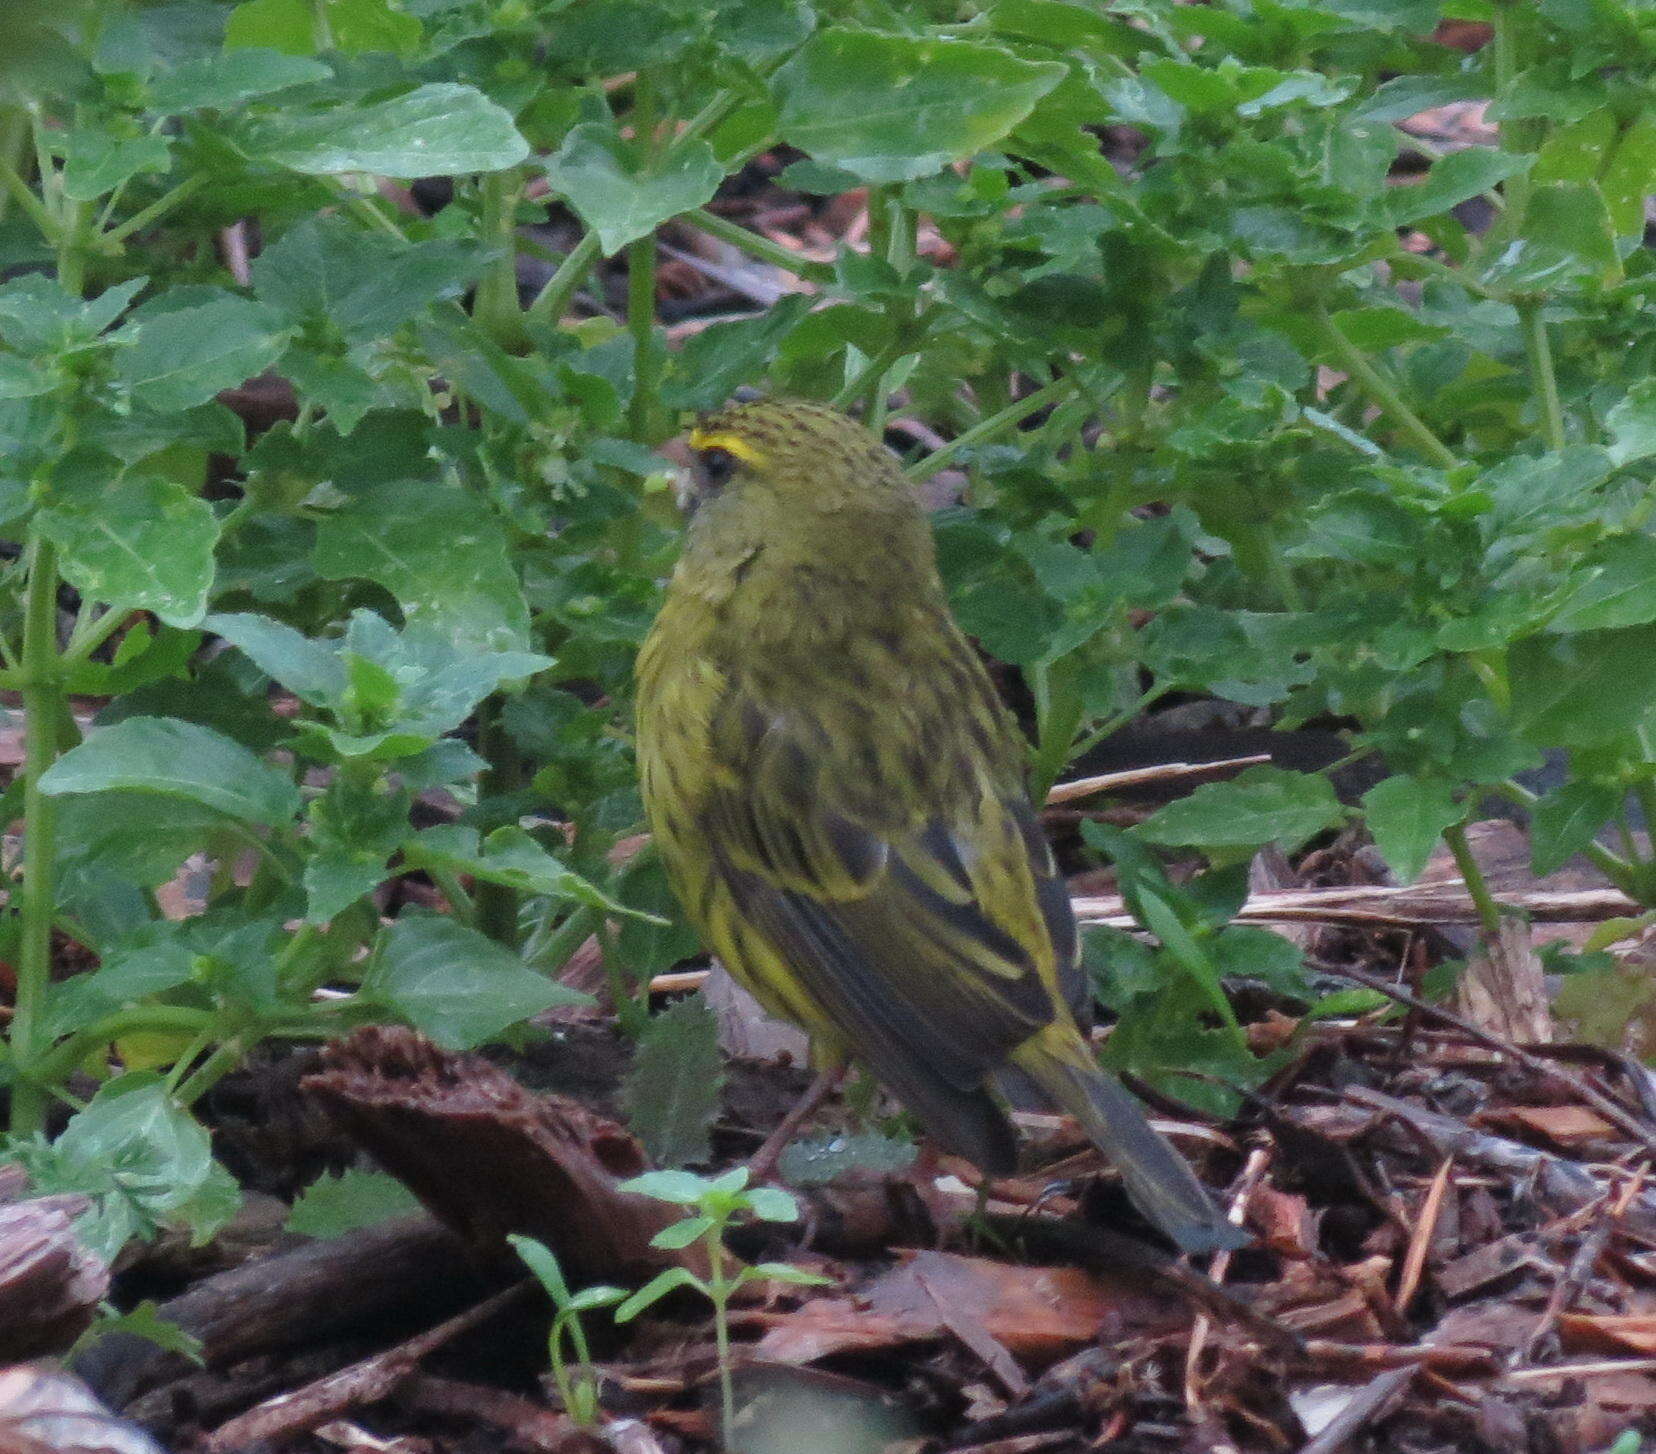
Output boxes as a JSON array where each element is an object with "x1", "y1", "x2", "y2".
[{"x1": 5, "y1": 0, "x2": 1656, "y2": 1448}]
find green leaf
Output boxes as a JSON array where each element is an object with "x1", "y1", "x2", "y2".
[
  {"x1": 618, "y1": 1169, "x2": 713, "y2": 1206},
  {"x1": 1360, "y1": 775, "x2": 1460, "y2": 883},
  {"x1": 777, "y1": 1130, "x2": 916, "y2": 1187},
  {"x1": 60, "y1": 129, "x2": 171, "y2": 202},
  {"x1": 251, "y1": 216, "x2": 485, "y2": 341},
  {"x1": 40, "y1": 475, "x2": 218, "y2": 627},
  {"x1": 313, "y1": 478, "x2": 534, "y2": 652},
  {"x1": 115, "y1": 295, "x2": 288, "y2": 413},
  {"x1": 242, "y1": 82, "x2": 529, "y2": 176},
  {"x1": 1383, "y1": 148, "x2": 1531, "y2": 226},
  {"x1": 508, "y1": 1234, "x2": 572, "y2": 1302},
  {"x1": 13, "y1": 1072, "x2": 239, "y2": 1260},
  {"x1": 406, "y1": 825, "x2": 656, "y2": 920},
  {"x1": 204, "y1": 611, "x2": 345, "y2": 706},
  {"x1": 224, "y1": 0, "x2": 317, "y2": 54},
  {"x1": 1531, "y1": 781, "x2": 1620, "y2": 877},
  {"x1": 1605, "y1": 380, "x2": 1656, "y2": 467},
  {"x1": 621, "y1": 995, "x2": 724, "y2": 1170},
  {"x1": 773, "y1": 29, "x2": 1066, "y2": 184},
  {"x1": 1549, "y1": 535, "x2": 1656, "y2": 633},
  {"x1": 148, "y1": 48, "x2": 331, "y2": 112},
  {"x1": 368, "y1": 914, "x2": 585, "y2": 1050},
  {"x1": 285, "y1": 1169, "x2": 421, "y2": 1237},
  {"x1": 650, "y1": 1214, "x2": 715, "y2": 1250},
  {"x1": 1510, "y1": 626, "x2": 1656, "y2": 748},
  {"x1": 744, "y1": 1186, "x2": 801, "y2": 1223},
  {"x1": 613, "y1": 1266, "x2": 703, "y2": 1322},
  {"x1": 746, "y1": 1261, "x2": 832, "y2": 1286},
  {"x1": 541, "y1": 123, "x2": 725, "y2": 257},
  {"x1": 1137, "y1": 766, "x2": 1345, "y2": 854},
  {"x1": 41, "y1": 716, "x2": 301, "y2": 826}
]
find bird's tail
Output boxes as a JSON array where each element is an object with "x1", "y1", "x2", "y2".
[{"x1": 1013, "y1": 1028, "x2": 1248, "y2": 1254}]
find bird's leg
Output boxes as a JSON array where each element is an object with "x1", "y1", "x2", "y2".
[{"x1": 747, "y1": 1061, "x2": 847, "y2": 1183}]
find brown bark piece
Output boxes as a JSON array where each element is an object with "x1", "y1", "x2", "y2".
[
  {"x1": 1457, "y1": 916, "x2": 1553, "y2": 1046},
  {"x1": 301, "y1": 1026, "x2": 704, "y2": 1286},
  {"x1": 0, "y1": 1199, "x2": 109, "y2": 1363}
]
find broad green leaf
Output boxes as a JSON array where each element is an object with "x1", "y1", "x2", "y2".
[
  {"x1": 115, "y1": 295, "x2": 288, "y2": 412},
  {"x1": 148, "y1": 48, "x2": 331, "y2": 111},
  {"x1": 313, "y1": 478, "x2": 534, "y2": 651},
  {"x1": 40, "y1": 475, "x2": 218, "y2": 626},
  {"x1": 650, "y1": 1214, "x2": 715, "y2": 1249},
  {"x1": 1605, "y1": 380, "x2": 1656, "y2": 467},
  {"x1": 1137, "y1": 766, "x2": 1345, "y2": 854},
  {"x1": 1549, "y1": 535, "x2": 1656, "y2": 633},
  {"x1": 251, "y1": 216, "x2": 484, "y2": 340},
  {"x1": 16, "y1": 1072, "x2": 239, "y2": 1259},
  {"x1": 774, "y1": 29, "x2": 1066, "y2": 183},
  {"x1": 368, "y1": 914, "x2": 587, "y2": 1050},
  {"x1": 224, "y1": 0, "x2": 316, "y2": 54},
  {"x1": 542, "y1": 123, "x2": 725, "y2": 256},
  {"x1": 621, "y1": 995, "x2": 724, "y2": 1169},
  {"x1": 619, "y1": 1169, "x2": 715, "y2": 1206},
  {"x1": 1383, "y1": 148, "x2": 1531, "y2": 226},
  {"x1": 1510, "y1": 626, "x2": 1656, "y2": 747},
  {"x1": 41, "y1": 716, "x2": 301, "y2": 826},
  {"x1": 204, "y1": 611, "x2": 345, "y2": 706},
  {"x1": 1531, "y1": 780, "x2": 1620, "y2": 877},
  {"x1": 60, "y1": 129, "x2": 171, "y2": 202},
  {"x1": 407, "y1": 824, "x2": 655, "y2": 919},
  {"x1": 1360, "y1": 775, "x2": 1460, "y2": 883},
  {"x1": 243, "y1": 82, "x2": 529, "y2": 176},
  {"x1": 778, "y1": 1131, "x2": 916, "y2": 1186}
]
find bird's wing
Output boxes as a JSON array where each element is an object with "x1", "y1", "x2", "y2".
[{"x1": 697, "y1": 672, "x2": 1078, "y2": 1099}]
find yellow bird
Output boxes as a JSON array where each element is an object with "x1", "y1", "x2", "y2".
[{"x1": 635, "y1": 398, "x2": 1243, "y2": 1253}]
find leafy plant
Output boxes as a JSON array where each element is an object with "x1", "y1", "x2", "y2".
[
  {"x1": 508, "y1": 1234, "x2": 627, "y2": 1430},
  {"x1": 614, "y1": 1167, "x2": 830, "y2": 1445},
  {"x1": 6, "y1": 0, "x2": 1656, "y2": 1269}
]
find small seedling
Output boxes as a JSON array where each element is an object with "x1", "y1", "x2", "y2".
[
  {"x1": 508, "y1": 1235, "x2": 627, "y2": 1429},
  {"x1": 613, "y1": 1167, "x2": 831, "y2": 1448}
]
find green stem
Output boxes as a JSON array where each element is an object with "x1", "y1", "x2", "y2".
[
  {"x1": 1443, "y1": 820, "x2": 1503, "y2": 939},
  {"x1": 526, "y1": 232, "x2": 601, "y2": 322},
  {"x1": 9, "y1": 538, "x2": 62, "y2": 1135},
  {"x1": 524, "y1": 902, "x2": 599, "y2": 971},
  {"x1": 684, "y1": 208, "x2": 835, "y2": 284},
  {"x1": 31, "y1": 1005, "x2": 217, "y2": 1089},
  {"x1": 907, "y1": 375, "x2": 1077, "y2": 481},
  {"x1": 1519, "y1": 300, "x2": 1566, "y2": 451},
  {"x1": 1487, "y1": 0, "x2": 1538, "y2": 243},
  {"x1": 61, "y1": 606, "x2": 130, "y2": 665},
  {"x1": 707, "y1": 1235, "x2": 736, "y2": 1447},
  {"x1": 0, "y1": 145, "x2": 54, "y2": 241},
  {"x1": 174, "y1": 1037, "x2": 244, "y2": 1107},
  {"x1": 101, "y1": 172, "x2": 209, "y2": 247},
  {"x1": 429, "y1": 863, "x2": 479, "y2": 929},
  {"x1": 474, "y1": 169, "x2": 527, "y2": 349},
  {"x1": 627, "y1": 232, "x2": 659, "y2": 442},
  {"x1": 1489, "y1": 779, "x2": 1641, "y2": 897},
  {"x1": 1308, "y1": 297, "x2": 1459, "y2": 469}
]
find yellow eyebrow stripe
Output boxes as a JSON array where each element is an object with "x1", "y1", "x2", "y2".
[{"x1": 688, "y1": 428, "x2": 767, "y2": 466}]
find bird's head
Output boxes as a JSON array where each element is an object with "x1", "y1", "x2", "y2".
[{"x1": 684, "y1": 397, "x2": 911, "y2": 514}]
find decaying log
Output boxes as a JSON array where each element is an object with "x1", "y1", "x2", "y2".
[
  {"x1": 301, "y1": 1026, "x2": 707, "y2": 1287},
  {"x1": 72, "y1": 1215, "x2": 485, "y2": 1408}
]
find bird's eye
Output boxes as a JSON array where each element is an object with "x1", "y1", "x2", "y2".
[{"x1": 699, "y1": 447, "x2": 738, "y2": 491}]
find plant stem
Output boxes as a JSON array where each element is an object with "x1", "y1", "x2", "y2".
[
  {"x1": 31, "y1": 1005, "x2": 216, "y2": 1089},
  {"x1": 1443, "y1": 821, "x2": 1503, "y2": 939},
  {"x1": 523, "y1": 901, "x2": 599, "y2": 971},
  {"x1": 174, "y1": 1037, "x2": 244, "y2": 1106},
  {"x1": 11, "y1": 540, "x2": 64, "y2": 1134},
  {"x1": 1308, "y1": 298, "x2": 1459, "y2": 468},
  {"x1": 907, "y1": 374, "x2": 1076, "y2": 481},
  {"x1": 526, "y1": 232, "x2": 600, "y2": 322},
  {"x1": 1489, "y1": 778, "x2": 1642, "y2": 897},
  {"x1": 473, "y1": 168, "x2": 527, "y2": 350},
  {"x1": 627, "y1": 232, "x2": 659, "y2": 442},
  {"x1": 707, "y1": 1234, "x2": 736, "y2": 1447},
  {"x1": 1519, "y1": 299, "x2": 1566, "y2": 451},
  {"x1": 0, "y1": 145, "x2": 54, "y2": 240},
  {"x1": 102, "y1": 172, "x2": 208, "y2": 246},
  {"x1": 683, "y1": 207, "x2": 835, "y2": 284}
]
